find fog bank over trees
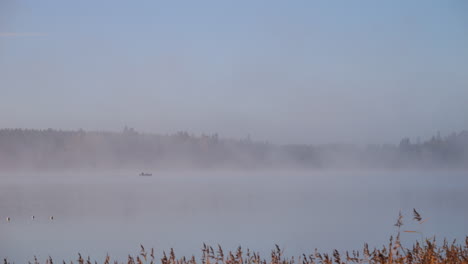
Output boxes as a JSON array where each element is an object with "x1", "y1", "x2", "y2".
[{"x1": 0, "y1": 128, "x2": 467, "y2": 170}]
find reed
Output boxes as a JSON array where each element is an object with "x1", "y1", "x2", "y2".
[{"x1": 4, "y1": 237, "x2": 467, "y2": 264}]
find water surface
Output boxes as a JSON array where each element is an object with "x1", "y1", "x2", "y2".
[{"x1": 1, "y1": 170, "x2": 467, "y2": 263}]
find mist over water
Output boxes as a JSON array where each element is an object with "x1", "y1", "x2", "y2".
[
  {"x1": 1, "y1": 130, "x2": 466, "y2": 262},
  {"x1": 1, "y1": 129, "x2": 468, "y2": 170},
  {"x1": 1, "y1": 170, "x2": 467, "y2": 263},
  {"x1": 1, "y1": 1, "x2": 468, "y2": 262}
]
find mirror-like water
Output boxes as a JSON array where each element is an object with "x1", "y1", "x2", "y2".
[{"x1": 1, "y1": 170, "x2": 467, "y2": 263}]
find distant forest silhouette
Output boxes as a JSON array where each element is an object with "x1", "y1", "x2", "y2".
[{"x1": 0, "y1": 128, "x2": 467, "y2": 170}]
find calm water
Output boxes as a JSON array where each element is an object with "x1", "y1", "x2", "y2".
[{"x1": 1, "y1": 170, "x2": 467, "y2": 263}]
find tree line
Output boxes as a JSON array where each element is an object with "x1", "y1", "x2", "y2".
[{"x1": 0, "y1": 128, "x2": 467, "y2": 170}]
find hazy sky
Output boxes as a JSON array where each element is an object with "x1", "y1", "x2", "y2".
[{"x1": 1, "y1": 0, "x2": 467, "y2": 144}]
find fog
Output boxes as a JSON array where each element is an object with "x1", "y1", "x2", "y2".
[
  {"x1": 1, "y1": 1, "x2": 468, "y2": 263},
  {"x1": 1, "y1": 1, "x2": 468, "y2": 145},
  {"x1": 0, "y1": 128, "x2": 467, "y2": 171}
]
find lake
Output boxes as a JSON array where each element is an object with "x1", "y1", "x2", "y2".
[{"x1": 1, "y1": 170, "x2": 467, "y2": 263}]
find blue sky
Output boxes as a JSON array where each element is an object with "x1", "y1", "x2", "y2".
[{"x1": 1, "y1": 0, "x2": 467, "y2": 144}]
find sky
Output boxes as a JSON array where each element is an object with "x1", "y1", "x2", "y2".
[{"x1": 0, "y1": 0, "x2": 467, "y2": 145}]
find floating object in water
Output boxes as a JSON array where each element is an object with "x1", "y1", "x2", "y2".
[
  {"x1": 50, "y1": 216, "x2": 54, "y2": 220},
  {"x1": 6, "y1": 217, "x2": 10, "y2": 222},
  {"x1": 32, "y1": 215, "x2": 35, "y2": 220},
  {"x1": 139, "y1": 172, "x2": 152, "y2": 176}
]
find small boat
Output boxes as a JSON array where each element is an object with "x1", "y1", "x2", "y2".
[{"x1": 139, "y1": 172, "x2": 152, "y2": 176}]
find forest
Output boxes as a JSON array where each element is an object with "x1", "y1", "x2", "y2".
[{"x1": 0, "y1": 128, "x2": 467, "y2": 170}]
